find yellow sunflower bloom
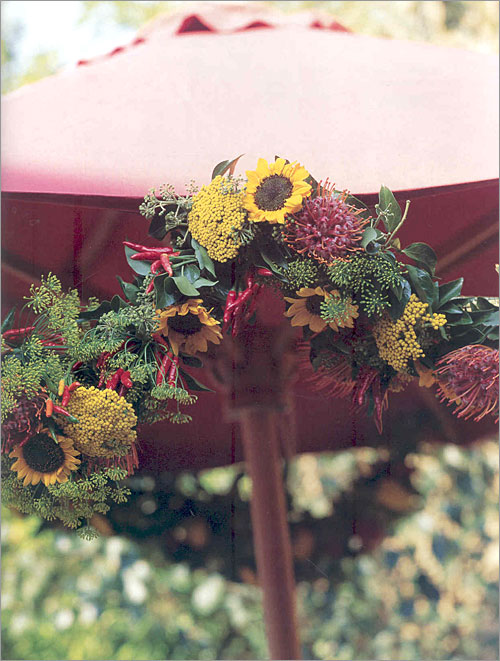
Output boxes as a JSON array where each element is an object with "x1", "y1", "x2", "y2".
[
  {"x1": 156, "y1": 299, "x2": 223, "y2": 355},
  {"x1": 284, "y1": 287, "x2": 332, "y2": 333},
  {"x1": 243, "y1": 157, "x2": 312, "y2": 224},
  {"x1": 9, "y1": 430, "x2": 80, "y2": 487}
]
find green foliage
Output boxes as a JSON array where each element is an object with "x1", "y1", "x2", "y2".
[
  {"x1": 328, "y1": 252, "x2": 405, "y2": 316},
  {"x1": 320, "y1": 292, "x2": 354, "y2": 326},
  {"x1": 2, "y1": 456, "x2": 129, "y2": 533},
  {"x1": 2, "y1": 440, "x2": 498, "y2": 660},
  {"x1": 281, "y1": 258, "x2": 320, "y2": 292},
  {"x1": 140, "y1": 182, "x2": 198, "y2": 239}
]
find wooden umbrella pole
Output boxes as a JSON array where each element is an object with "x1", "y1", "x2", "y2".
[{"x1": 238, "y1": 406, "x2": 301, "y2": 660}]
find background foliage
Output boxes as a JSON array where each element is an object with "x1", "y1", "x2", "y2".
[
  {"x1": 2, "y1": 441, "x2": 498, "y2": 660},
  {"x1": 2, "y1": 2, "x2": 498, "y2": 660}
]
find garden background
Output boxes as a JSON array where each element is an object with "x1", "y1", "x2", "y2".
[{"x1": 1, "y1": 2, "x2": 498, "y2": 660}]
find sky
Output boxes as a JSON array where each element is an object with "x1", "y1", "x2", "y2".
[{"x1": 2, "y1": 1, "x2": 138, "y2": 74}]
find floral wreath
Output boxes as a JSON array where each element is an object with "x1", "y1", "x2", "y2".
[{"x1": 2, "y1": 156, "x2": 498, "y2": 537}]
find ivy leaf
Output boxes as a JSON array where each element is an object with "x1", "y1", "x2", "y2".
[
  {"x1": 438, "y1": 278, "x2": 464, "y2": 307},
  {"x1": 211, "y1": 154, "x2": 244, "y2": 180},
  {"x1": 402, "y1": 242, "x2": 437, "y2": 276},
  {"x1": 468, "y1": 308, "x2": 499, "y2": 326},
  {"x1": 406, "y1": 264, "x2": 436, "y2": 306},
  {"x1": 446, "y1": 311, "x2": 473, "y2": 326},
  {"x1": 179, "y1": 369, "x2": 213, "y2": 392},
  {"x1": 181, "y1": 263, "x2": 201, "y2": 284},
  {"x1": 378, "y1": 186, "x2": 402, "y2": 233},
  {"x1": 193, "y1": 277, "x2": 219, "y2": 289},
  {"x1": 191, "y1": 237, "x2": 216, "y2": 277},
  {"x1": 124, "y1": 245, "x2": 152, "y2": 276},
  {"x1": 154, "y1": 275, "x2": 177, "y2": 309},
  {"x1": 172, "y1": 276, "x2": 200, "y2": 297},
  {"x1": 116, "y1": 276, "x2": 139, "y2": 304}
]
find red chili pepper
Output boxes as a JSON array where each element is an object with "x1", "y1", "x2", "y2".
[
  {"x1": 45, "y1": 399, "x2": 54, "y2": 417},
  {"x1": 153, "y1": 333, "x2": 169, "y2": 348},
  {"x1": 120, "y1": 371, "x2": 133, "y2": 389},
  {"x1": 52, "y1": 404, "x2": 77, "y2": 421},
  {"x1": 130, "y1": 251, "x2": 168, "y2": 261},
  {"x1": 61, "y1": 386, "x2": 71, "y2": 407},
  {"x1": 160, "y1": 252, "x2": 173, "y2": 276},
  {"x1": 106, "y1": 368, "x2": 124, "y2": 390},
  {"x1": 96, "y1": 352, "x2": 110, "y2": 370},
  {"x1": 256, "y1": 268, "x2": 273, "y2": 277},
  {"x1": 167, "y1": 357, "x2": 179, "y2": 386},
  {"x1": 2, "y1": 326, "x2": 35, "y2": 339},
  {"x1": 156, "y1": 352, "x2": 173, "y2": 386},
  {"x1": 124, "y1": 241, "x2": 177, "y2": 254},
  {"x1": 145, "y1": 279, "x2": 155, "y2": 295},
  {"x1": 71, "y1": 361, "x2": 83, "y2": 371},
  {"x1": 68, "y1": 382, "x2": 81, "y2": 392},
  {"x1": 246, "y1": 273, "x2": 255, "y2": 289},
  {"x1": 222, "y1": 290, "x2": 237, "y2": 332},
  {"x1": 151, "y1": 259, "x2": 163, "y2": 274}
]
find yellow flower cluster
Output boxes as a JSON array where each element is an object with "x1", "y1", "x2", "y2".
[
  {"x1": 373, "y1": 294, "x2": 447, "y2": 372},
  {"x1": 62, "y1": 386, "x2": 137, "y2": 458},
  {"x1": 188, "y1": 175, "x2": 246, "y2": 263}
]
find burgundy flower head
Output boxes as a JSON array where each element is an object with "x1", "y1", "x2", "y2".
[
  {"x1": 435, "y1": 345, "x2": 499, "y2": 422},
  {"x1": 285, "y1": 181, "x2": 369, "y2": 265}
]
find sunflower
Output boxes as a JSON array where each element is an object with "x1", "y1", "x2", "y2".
[
  {"x1": 156, "y1": 299, "x2": 223, "y2": 355},
  {"x1": 9, "y1": 430, "x2": 80, "y2": 487},
  {"x1": 243, "y1": 157, "x2": 311, "y2": 224},
  {"x1": 284, "y1": 287, "x2": 334, "y2": 333}
]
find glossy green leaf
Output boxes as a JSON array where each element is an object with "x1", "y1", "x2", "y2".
[
  {"x1": 1, "y1": 307, "x2": 16, "y2": 333},
  {"x1": 179, "y1": 369, "x2": 213, "y2": 392},
  {"x1": 438, "y1": 278, "x2": 464, "y2": 307},
  {"x1": 116, "y1": 276, "x2": 139, "y2": 304},
  {"x1": 191, "y1": 237, "x2": 216, "y2": 277},
  {"x1": 193, "y1": 277, "x2": 219, "y2": 289},
  {"x1": 182, "y1": 263, "x2": 201, "y2": 284},
  {"x1": 172, "y1": 276, "x2": 200, "y2": 297},
  {"x1": 406, "y1": 264, "x2": 436, "y2": 305},
  {"x1": 378, "y1": 186, "x2": 402, "y2": 233},
  {"x1": 124, "y1": 245, "x2": 152, "y2": 276},
  {"x1": 180, "y1": 355, "x2": 203, "y2": 368},
  {"x1": 402, "y1": 242, "x2": 437, "y2": 276},
  {"x1": 469, "y1": 308, "x2": 499, "y2": 326},
  {"x1": 154, "y1": 276, "x2": 177, "y2": 309},
  {"x1": 361, "y1": 227, "x2": 378, "y2": 249},
  {"x1": 211, "y1": 154, "x2": 244, "y2": 180}
]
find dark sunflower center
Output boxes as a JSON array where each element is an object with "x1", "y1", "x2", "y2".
[
  {"x1": 254, "y1": 175, "x2": 293, "y2": 211},
  {"x1": 305, "y1": 296, "x2": 323, "y2": 315},
  {"x1": 168, "y1": 314, "x2": 203, "y2": 336},
  {"x1": 22, "y1": 433, "x2": 65, "y2": 473}
]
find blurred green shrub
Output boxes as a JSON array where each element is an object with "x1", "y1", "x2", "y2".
[{"x1": 2, "y1": 440, "x2": 498, "y2": 660}]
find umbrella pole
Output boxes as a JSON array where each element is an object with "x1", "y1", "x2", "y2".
[{"x1": 238, "y1": 406, "x2": 301, "y2": 660}]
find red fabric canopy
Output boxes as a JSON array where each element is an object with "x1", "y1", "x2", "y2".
[{"x1": 2, "y1": 4, "x2": 497, "y2": 469}]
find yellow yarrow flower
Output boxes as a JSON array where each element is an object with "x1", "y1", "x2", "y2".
[
  {"x1": 373, "y1": 294, "x2": 447, "y2": 372},
  {"x1": 188, "y1": 175, "x2": 246, "y2": 263},
  {"x1": 243, "y1": 157, "x2": 312, "y2": 224},
  {"x1": 63, "y1": 387, "x2": 137, "y2": 458}
]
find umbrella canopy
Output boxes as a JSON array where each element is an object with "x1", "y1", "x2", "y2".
[{"x1": 2, "y1": 3, "x2": 498, "y2": 469}]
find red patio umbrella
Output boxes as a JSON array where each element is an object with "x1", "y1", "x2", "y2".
[{"x1": 2, "y1": 4, "x2": 498, "y2": 658}]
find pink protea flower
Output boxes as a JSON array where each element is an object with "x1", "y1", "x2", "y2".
[
  {"x1": 284, "y1": 181, "x2": 370, "y2": 265},
  {"x1": 435, "y1": 345, "x2": 499, "y2": 422}
]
